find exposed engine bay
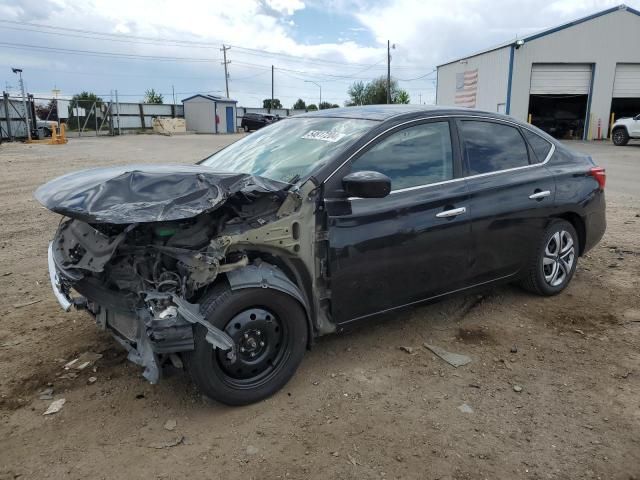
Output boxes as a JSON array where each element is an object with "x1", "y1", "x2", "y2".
[{"x1": 38, "y1": 165, "x2": 329, "y2": 384}]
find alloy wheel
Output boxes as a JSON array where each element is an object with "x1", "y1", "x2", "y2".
[{"x1": 542, "y1": 230, "x2": 575, "y2": 287}]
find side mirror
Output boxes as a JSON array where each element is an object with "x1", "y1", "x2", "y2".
[
  {"x1": 342, "y1": 171, "x2": 391, "y2": 199},
  {"x1": 634, "y1": 114, "x2": 640, "y2": 121}
]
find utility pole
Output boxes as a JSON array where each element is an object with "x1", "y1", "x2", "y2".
[
  {"x1": 221, "y1": 45, "x2": 231, "y2": 98},
  {"x1": 387, "y1": 40, "x2": 391, "y2": 104},
  {"x1": 419, "y1": 93, "x2": 422, "y2": 104},
  {"x1": 271, "y1": 65, "x2": 274, "y2": 113},
  {"x1": 11, "y1": 68, "x2": 31, "y2": 141},
  {"x1": 115, "y1": 89, "x2": 121, "y2": 136},
  {"x1": 305, "y1": 80, "x2": 321, "y2": 108},
  {"x1": 172, "y1": 85, "x2": 176, "y2": 105}
]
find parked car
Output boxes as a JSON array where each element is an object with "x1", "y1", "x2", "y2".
[
  {"x1": 36, "y1": 105, "x2": 606, "y2": 405},
  {"x1": 240, "y1": 112, "x2": 276, "y2": 132},
  {"x1": 611, "y1": 114, "x2": 640, "y2": 146},
  {"x1": 35, "y1": 118, "x2": 57, "y2": 138}
]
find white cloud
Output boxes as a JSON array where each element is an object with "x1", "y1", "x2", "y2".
[{"x1": 265, "y1": 0, "x2": 306, "y2": 15}]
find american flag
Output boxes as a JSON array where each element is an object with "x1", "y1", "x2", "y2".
[{"x1": 455, "y1": 69, "x2": 478, "y2": 108}]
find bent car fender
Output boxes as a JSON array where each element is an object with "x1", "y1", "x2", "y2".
[{"x1": 225, "y1": 262, "x2": 311, "y2": 321}]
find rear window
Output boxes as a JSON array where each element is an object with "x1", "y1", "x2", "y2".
[
  {"x1": 523, "y1": 129, "x2": 553, "y2": 163},
  {"x1": 459, "y1": 120, "x2": 530, "y2": 175}
]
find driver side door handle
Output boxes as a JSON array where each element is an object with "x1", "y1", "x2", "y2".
[
  {"x1": 529, "y1": 190, "x2": 551, "y2": 200},
  {"x1": 436, "y1": 207, "x2": 467, "y2": 218}
]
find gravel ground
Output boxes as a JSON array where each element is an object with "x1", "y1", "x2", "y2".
[{"x1": 0, "y1": 134, "x2": 638, "y2": 480}]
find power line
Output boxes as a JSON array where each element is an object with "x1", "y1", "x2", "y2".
[
  {"x1": 0, "y1": 40, "x2": 436, "y2": 83},
  {"x1": 0, "y1": 41, "x2": 218, "y2": 62},
  {"x1": 396, "y1": 69, "x2": 438, "y2": 81},
  {"x1": 0, "y1": 19, "x2": 424, "y2": 69}
]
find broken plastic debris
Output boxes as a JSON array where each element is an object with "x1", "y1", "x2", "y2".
[
  {"x1": 39, "y1": 387, "x2": 54, "y2": 400},
  {"x1": 458, "y1": 403, "x2": 474, "y2": 414},
  {"x1": 163, "y1": 419, "x2": 177, "y2": 431},
  {"x1": 43, "y1": 398, "x2": 66, "y2": 415},
  {"x1": 423, "y1": 343, "x2": 471, "y2": 367},
  {"x1": 148, "y1": 436, "x2": 185, "y2": 449},
  {"x1": 64, "y1": 352, "x2": 102, "y2": 371}
]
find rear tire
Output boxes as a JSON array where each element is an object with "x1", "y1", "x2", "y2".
[
  {"x1": 186, "y1": 283, "x2": 307, "y2": 406},
  {"x1": 612, "y1": 128, "x2": 629, "y2": 146},
  {"x1": 520, "y1": 219, "x2": 578, "y2": 296}
]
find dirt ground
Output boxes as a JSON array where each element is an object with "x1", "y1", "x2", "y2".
[{"x1": 0, "y1": 134, "x2": 638, "y2": 480}]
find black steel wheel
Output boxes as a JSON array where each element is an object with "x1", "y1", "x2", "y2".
[
  {"x1": 186, "y1": 283, "x2": 307, "y2": 405},
  {"x1": 612, "y1": 128, "x2": 629, "y2": 146}
]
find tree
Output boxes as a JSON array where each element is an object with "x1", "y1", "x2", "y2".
[
  {"x1": 306, "y1": 104, "x2": 318, "y2": 111},
  {"x1": 36, "y1": 99, "x2": 58, "y2": 121},
  {"x1": 346, "y1": 81, "x2": 366, "y2": 106},
  {"x1": 263, "y1": 98, "x2": 282, "y2": 109},
  {"x1": 70, "y1": 91, "x2": 103, "y2": 109},
  {"x1": 293, "y1": 98, "x2": 306, "y2": 110},
  {"x1": 394, "y1": 90, "x2": 410, "y2": 104},
  {"x1": 143, "y1": 88, "x2": 164, "y2": 104},
  {"x1": 346, "y1": 77, "x2": 410, "y2": 106},
  {"x1": 319, "y1": 101, "x2": 339, "y2": 110}
]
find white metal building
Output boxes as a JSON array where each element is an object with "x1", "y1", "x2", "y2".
[
  {"x1": 436, "y1": 4, "x2": 640, "y2": 140},
  {"x1": 182, "y1": 95, "x2": 238, "y2": 134}
]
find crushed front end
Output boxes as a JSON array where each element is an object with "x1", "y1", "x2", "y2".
[
  {"x1": 37, "y1": 165, "x2": 311, "y2": 383},
  {"x1": 48, "y1": 216, "x2": 243, "y2": 382}
]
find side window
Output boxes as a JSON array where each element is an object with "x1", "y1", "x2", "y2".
[
  {"x1": 522, "y1": 129, "x2": 553, "y2": 163},
  {"x1": 459, "y1": 120, "x2": 530, "y2": 175},
  {"x1": 351, "y1": 122, "x2": 453, "y2": 190}
]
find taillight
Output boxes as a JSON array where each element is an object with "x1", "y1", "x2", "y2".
[{"x1": 589, "y1": 166, "x2": 606, "y2": 190}]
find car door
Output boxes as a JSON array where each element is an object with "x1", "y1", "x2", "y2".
[
  {"x1": 323, "y1": 119, "x2": 473, "y2": 324},
  {"x1": 630, "y1": 115, "x2": 640, "y2": 136},
  {"x1": 458, "y1": 119, "x2": 556, "y2": 284}
]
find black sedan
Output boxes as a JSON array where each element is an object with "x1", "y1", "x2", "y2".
[
  {"x1": 36, "y1": 105, "x2": 606, "y2": 405},
  {"x1": 240, "y1": 112, "x2": 277, "y2": 132}
]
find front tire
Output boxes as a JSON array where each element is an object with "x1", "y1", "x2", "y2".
[
  {"x1": 520, "y1": 220, "x2": 578, "y2": 296},
  {"x1": 186, "y1": 283, "x2": 308, "y2": 406},
  {"x1": 243, "y1": 124, "x2": 249, "y2": 132},
  {"x1": 612, "y1": 128, "x2": 629, "y2": 146}
]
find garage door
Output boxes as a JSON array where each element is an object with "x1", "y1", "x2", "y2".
[
  {"x1": 530, "y1": 64, "x2": 592, "y2": 95},
  {"x1": 613, "y1": 64, "x2": 640, "y2": 97}
]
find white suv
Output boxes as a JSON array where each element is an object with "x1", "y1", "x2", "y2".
[{"x1": 611, "y1": 114, "x2": 640, "y2": 146}]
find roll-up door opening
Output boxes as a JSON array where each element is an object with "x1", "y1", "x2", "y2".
[
  {"x1": 610, "y1": 64, "x2": 640, "y2": 133},
  {"x1": 528, "y1": 64, "x2": 592, "y2": 139}
]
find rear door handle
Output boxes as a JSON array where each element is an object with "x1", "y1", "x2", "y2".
[
  {"x1": 436, "y1": 207, "x2": 467, "y2": 218},
  {"x1": 529, "y1": 190, "x2": 551, "y2": 200}
]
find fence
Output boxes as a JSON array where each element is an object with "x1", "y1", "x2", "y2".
[
  {"x1": 1, "y1": 91, "x2": 315, "y2": 141},
  {"x1": 1, "y1": 93, "x2": 185, "y2": 141},
  {"x1": 1, "y1": 93, "x2": 31, "y2": 139}
]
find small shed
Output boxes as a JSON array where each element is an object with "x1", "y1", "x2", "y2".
[{"x1": 182, "y1": 94, "x2": 238, "y2": 134}]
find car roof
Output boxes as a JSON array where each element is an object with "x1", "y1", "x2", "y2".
[{"x1": 296, "y1": 104, "x2": 500, "y2": 121}]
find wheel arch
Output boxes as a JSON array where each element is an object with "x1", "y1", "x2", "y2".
[
  {"x1": 221, "y1": 258, "x2": 315, "y2": 348},
  {"x1": 551, "y1": 212, "x2": 586, "y2": 256}
]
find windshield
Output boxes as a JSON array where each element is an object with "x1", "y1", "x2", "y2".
[{"x1": 201, "y1": 117, "x2": 377, "y2": 183}]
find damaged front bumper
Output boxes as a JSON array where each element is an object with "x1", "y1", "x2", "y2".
[
  {"x1": 47, "y1": 241, "x2": 234, "y2": 383},
  {"x1": 47, "y1": 242, "x2": 73, "y2": 312}
]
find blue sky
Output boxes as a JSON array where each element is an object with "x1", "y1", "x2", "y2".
[{"x1": 0, "y1": 0, "x2": 637, "y2": 107}]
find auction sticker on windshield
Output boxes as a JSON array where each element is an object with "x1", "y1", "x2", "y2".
[{"x1": 301, "y1": 130, "x2": 347, "y2": 143}]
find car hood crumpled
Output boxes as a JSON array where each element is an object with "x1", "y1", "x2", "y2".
[{"x1": 34, "y1": 164, "x2": 287, "y2": 224}]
